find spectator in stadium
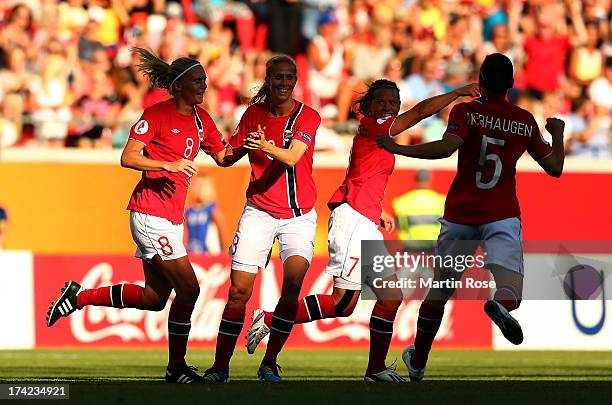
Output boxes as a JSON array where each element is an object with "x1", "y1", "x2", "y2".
[
  {"x1": 301, "y1": 0, "x2": 335, "y2": 42},
  {"x1": 569, "y1": 20, "x2": 604, "y2": 86},
  {"x1": 588, "y1": 56, "x2": 612, "y2": 111},
  {"x1": 205, "y1": 55, "x2": 321, "y2": 384},
  {"x1": 267, "y1": 0, "x2": 302, "y2": 56},
  {"x1": 46, "y1": 47, "x2": 229, "y2": 384},
  {"x1": 477, "y1": 23, "x2": 521, "y2": 66},
  {"x1": 0, "y1": 0, "x2": 609, "y2": 153},
  {"x1": 402, "y1": 58, "x2": 443, "y2": 110},
  {"x1": 336, "y1": 24, "x2": 396, "y2": 125},
  {"x1": 306, "y1": 11, "x2": 344, "y2": 119},
  {"x1": 568, "y1": 101, "x2": 611, "y2": 158},
  {"x1": 0, "y1": 92, "x2": 23, "y2": 147},
  {"x1": 0, "y1": 206, "x2": 8, "y2": 249},
  {"x1": 516, "y1": 2, "x2": 586, "y2": 97},
  {"x1": 0, "y1": 3, "x2": 34, "y2": 54},
  {"x1": 194, "y1": 0, "x2": 255, "y2": 54},
  {"x1": 29, "y1": 52, "x2": 72, "y2": 147},
  {"x1": 185, "y1": 174, "x2": 227, "y2": 255},
  {"x1": 71, "y1": 69, "x2": 121, "y2": 148},
  {"x1": 0, "y1": 46, "x2": 33, "y2": 103}
]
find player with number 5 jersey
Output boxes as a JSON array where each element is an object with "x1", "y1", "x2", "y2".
[
  {"x1": 377, "y1": 53, "x2": 565, "y2": 382},
  {"x1": 46, "y1": 48, "x2": 229, "y2": 384}
]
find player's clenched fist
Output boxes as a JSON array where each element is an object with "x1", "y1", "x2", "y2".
[
  {"x1": 545, "y1": 117, "x2": 565, "y2": 138},
  {"x1": 163, "y1": 158, "x2": 198, "y2": 177}
]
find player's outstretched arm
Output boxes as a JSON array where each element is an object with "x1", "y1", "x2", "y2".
[
  {"x1": 389, "y1": 84, "x2": 480, "y2": 136},
  {"x1": 536, "y1": 118, "x2": 565, "y2": 178},
  {"x1": 121, "y1": 139, "x2": 198, "y2": 176},
  {"x1": 217, "y1": 145, "x2": 248, "y2": 167},
  {"x1": 376, "y1": 133, "x2": 463, "y2": 160}
]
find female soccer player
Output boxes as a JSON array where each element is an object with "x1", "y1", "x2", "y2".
[
  {"x1": 46, "y1": 48, "x2": 228, "y2": 384},
  {"x1": 246, "y1": 79, "x2": 480, "y2": 382},
  {"x1": 203, "y1": 55, "x2": 321, "y2": 383},
  {"x1": 377, "y1": 53, "x2": 565, "y2": 382}
]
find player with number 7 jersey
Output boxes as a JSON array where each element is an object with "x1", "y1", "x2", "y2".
[{"x1": 46, "y1": 48, "x2": 229, "y2": 384}]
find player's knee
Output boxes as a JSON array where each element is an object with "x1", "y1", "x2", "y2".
[
  {"x1": 146, "y1": 301, "x2": 167, "y2": 312},
  {"x1": 376, "y1": 299, "x2": 402, "y2": 312},
  {"x1": 281, "y1": 278, "x2": 304, "y2": 299},
  {"x1": 176, "y1": 282, "x2": 200, "y2": 303},
  {"x1": 228, "y1": 284, "x2": 251, "y2": 306}
]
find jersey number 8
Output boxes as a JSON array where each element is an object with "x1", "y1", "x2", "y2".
[
  {"x1": 184, "y1": 138, "x2": 195, "y2": 159},
  {"x1": 476, "y1": 135, "x2": 505, "y2": 190}
]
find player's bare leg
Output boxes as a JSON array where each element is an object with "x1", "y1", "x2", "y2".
[
  {"x1": 259, "y1": 255, "x2": 309, "y2": 383},
  {"x1": 140, "y1": 260, "x2": 173, "y2": 311},
  {"x1": 205, "y1": 270, "x2": 256, "y2": 382},
  {"x1": 486, "y1": 265, "x2": 524, "y2": 345},
  {"x1": 246, "y1": 286, "x2": 358, "y2": 354},
  {"x1": 151, "y1": 255, "x2": 203, "y2": 383}
]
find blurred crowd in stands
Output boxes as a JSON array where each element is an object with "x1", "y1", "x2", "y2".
[{"x1": 0, "y1": 0, "x2": 610, "y2": 157}]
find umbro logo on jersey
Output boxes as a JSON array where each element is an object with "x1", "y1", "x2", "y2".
[
  {"x1": 283, "y1": 130, "x2": 293, "y2": 141},
  {"x1": 171, "y1": 128, "x2": 181, "y2": 134}
]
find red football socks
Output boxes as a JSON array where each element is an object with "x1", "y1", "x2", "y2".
[
  {"x1": 366, "y1": 302, "x2": 398, "y2": 375},
  {"x1": 76, "y1": 284, "x2": 143, "y2": 309},
  {"x1": 167, "y1": 301, "x2": 195, "y2": 371},
  {"x1": 264, "y1": 294, "x2": 336, "y2": 326},
  {"x1": 263, "y1": 302, "x2": 298, "y2": 364},
  {"x1": 412, "y1": 301, "x2": 445, "y2": 369},
  {"x1": 212, "y1": 306, "x2": 246, "y2": 372}
]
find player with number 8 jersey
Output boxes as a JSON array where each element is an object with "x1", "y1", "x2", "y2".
[
  {"x1": 46, "y1": 48, "x2": 229, "y2": 384},
  {"x1": 126, "y1": 97, "x2": 224, "y2": 224}
]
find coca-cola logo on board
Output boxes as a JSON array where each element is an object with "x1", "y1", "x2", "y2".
[{"x1": 69, "y1": 259, "x2": 454, "y2": 344}]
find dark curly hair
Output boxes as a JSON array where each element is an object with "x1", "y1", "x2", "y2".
[{"x1": 352, "y1": 79, "x2": 400, "y2": 116}]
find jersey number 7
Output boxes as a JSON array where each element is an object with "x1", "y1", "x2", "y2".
[{"x1": 476, "y1": 135, "x2": 505, "y2": 190}]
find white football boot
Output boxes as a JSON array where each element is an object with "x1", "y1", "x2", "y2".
[
  {"x1": 402, "y1": 344, "x2": 425, "y2": 382},
  {"x1": 245, "y1": 308, "x2": 270, "y2": 354},
  {"x1": 364, "y1": 364, "x2": 407, "y2": 383}
]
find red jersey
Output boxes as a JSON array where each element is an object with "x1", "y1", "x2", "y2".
[
  {"x1": 444, "y1": 97, "x2": 552, "y2": 224},
  {"x1": 229, "y1": 101, "x2": 320, "y2": 218},
  {"x1": 328, "y1": 115, "x2": 396, "y2": 223},
  {"x1": 127, "y1": 99, "x2": 225, "y2": 224}
]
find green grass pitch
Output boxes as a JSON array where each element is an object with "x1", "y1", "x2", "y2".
[{"x1": 1, "y1": 349, "x2": 611, "y2": 404}]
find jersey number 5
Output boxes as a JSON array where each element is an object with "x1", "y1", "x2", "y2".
[{"x1": 476, "y1": 135, "x2": 505, "y2": 190}]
